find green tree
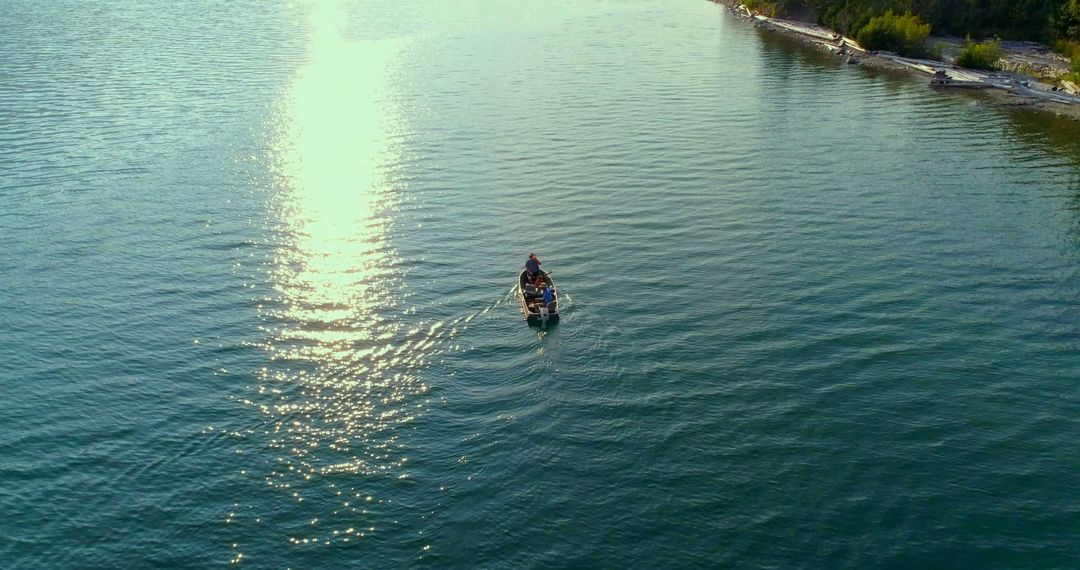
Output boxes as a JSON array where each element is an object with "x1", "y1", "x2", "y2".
[
  {"x1": 955, "y1": 37, "x2": 1003, "y2": 69},
  {"x1": 804, "y1": 0, "x2": 1068, "y2": 42},
  {"x1": 856, "y1": 11, "x2": 933, "y2": 56},
  {"x1": 1057, "y1": 0, "x2": 1080, "y2": 40}
]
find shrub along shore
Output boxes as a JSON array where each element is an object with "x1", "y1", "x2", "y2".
[{"x1": 711, "y1": 0, "x2": 1080, "y2": 120}]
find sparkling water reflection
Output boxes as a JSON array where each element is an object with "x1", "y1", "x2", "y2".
[{"x1": 250, "y1": 3, "x2": 426, "y2": 552}]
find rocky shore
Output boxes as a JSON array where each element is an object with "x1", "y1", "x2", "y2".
[{"x1": 710, "y1": 0, "x2": 1080, "y2": 121}]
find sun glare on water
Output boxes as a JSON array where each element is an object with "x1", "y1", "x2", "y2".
[
  {"x1": 256, "y1": 0, "x2": 427, "y2": 502},
  {"x1": 272, "y1": 0, "x2": 402, "y2": 333}
]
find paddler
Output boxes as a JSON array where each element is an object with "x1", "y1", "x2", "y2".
[{"x1": 525, "y1": 253, "x2": 541, "y2": 279}]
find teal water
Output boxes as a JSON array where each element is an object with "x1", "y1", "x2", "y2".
[{"x1": 2, "y1": 0, "x2": 1079, "y2": 567}]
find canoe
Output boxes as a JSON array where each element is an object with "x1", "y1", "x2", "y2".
[{"x1": 518, "y1": 269, "x2": 559, "y2": 322}]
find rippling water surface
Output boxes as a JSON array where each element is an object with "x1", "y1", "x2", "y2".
[{"x1": 2, "y1": 0, "x2": 1079, "y2": 567}]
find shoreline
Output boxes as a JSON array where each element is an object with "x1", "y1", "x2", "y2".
[{"x1": 710, "y1": 0, "x2": 1080, "y2": 121}]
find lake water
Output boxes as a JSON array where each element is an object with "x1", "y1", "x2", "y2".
[{"x1": 2, "y1": 0, "x2": 1079, "y2": 567}]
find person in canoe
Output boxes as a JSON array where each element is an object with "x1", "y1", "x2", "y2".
[
  {"x1": 528, "y1": 284, "x2": 555, "y2": 313},
  {"x1": 541, "y1": 284, "x2": 555, "y2": 306},
  {"x1": 525, "y1": 253, "x2": 542, "y2": 280}
]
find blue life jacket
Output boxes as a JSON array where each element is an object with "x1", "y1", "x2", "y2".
[{"x1": 542, "y1": 288, "x2": 554, "y2": 304}]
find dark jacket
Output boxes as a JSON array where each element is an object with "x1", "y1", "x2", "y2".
[{"x1": 525, "y1": 257, "x2": 540, "y2": 275}]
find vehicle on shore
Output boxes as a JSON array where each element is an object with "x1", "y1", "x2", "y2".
[
  {"x1": 929, "y1": 69, "x2": 991, "y2": 89},
  {"x1": 518, "y1": 270, "x2": 559, "y2": 323}
]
